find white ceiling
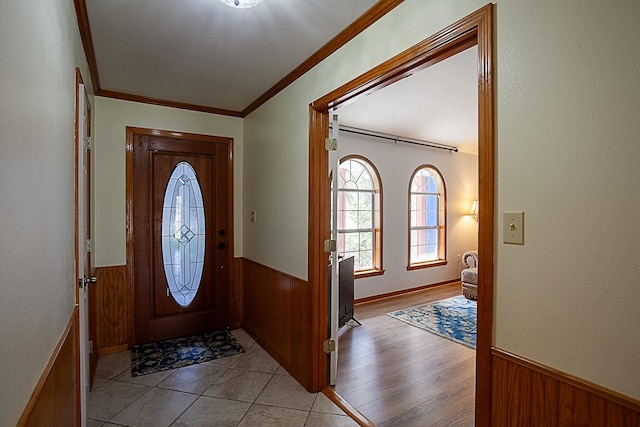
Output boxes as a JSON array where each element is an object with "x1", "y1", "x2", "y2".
[
  {"x1": 86, "y1": 0, "x2": 378, "y2": 111},
  {"x1": 338, "y1": 46, "x2": 478, "y2": 155},
  {"x1": 85, "y1": 0, "x2": 477, "y2": 154}
]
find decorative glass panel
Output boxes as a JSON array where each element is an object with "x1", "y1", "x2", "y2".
[{"x1": 161, "y1": 162, "x2": 205, "y2": 307}]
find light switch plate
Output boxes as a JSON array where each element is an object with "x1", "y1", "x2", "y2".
[{"x1": 503, "y1": 212, "x2": 524, "y2": 245}]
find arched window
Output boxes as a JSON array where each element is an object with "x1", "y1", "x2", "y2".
[
  {"x1": 337, "y1": 156, "x2": 383, "y2": 276},
  {"x1": 408, "y1": 165, "x2": 446, "y2": 268}
]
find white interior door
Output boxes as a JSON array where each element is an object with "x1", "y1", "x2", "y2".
[
  {"x1": 76, "y1": 82, "x2": 91, "y2": 427},
  {"x1": 328, "y1": 111, "x2": 340, "y2": 385}
]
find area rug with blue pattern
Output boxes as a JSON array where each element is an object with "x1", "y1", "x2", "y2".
[
  {"x1": 131, "y1": 329, "x2": 245, "y2": 376},
  {"x1": 387, "y1": 295, "x2": 477, "y2": 349}
]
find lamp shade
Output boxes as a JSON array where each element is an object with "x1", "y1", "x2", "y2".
[{"x1": 469, "y1": 200, "x2": 478, "y2": 216}]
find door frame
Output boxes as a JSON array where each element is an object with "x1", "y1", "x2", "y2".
[
  {"x1": 308, "y1": 5, "x2": 494, "y2": 425},
  {"x1": 125, "y1": 127, "x2": 236, "y2": 345}
]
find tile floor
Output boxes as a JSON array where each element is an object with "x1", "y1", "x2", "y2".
[{"x1": 88, "y1": 329, "x2": 358, "y2": 427}]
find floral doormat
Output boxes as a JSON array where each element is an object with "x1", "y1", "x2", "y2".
[
  {"x1": 387, "y1": 295, "x2": 477, "y2": 349},
  {"x1": 131, "y1": 329, "x2": 245, "y2": 376}
]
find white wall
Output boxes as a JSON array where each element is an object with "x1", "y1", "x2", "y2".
[
  {"x1": 93, "y1": 97, "x2": 244, "y2": 266},
  {"x1": 339, "y1": 131, "x2": 478, "y2": 299},
  {"x1": 243, "y1": 0, "x2": 640, "y2": 400},
  {"x1": 0, "y1": 0, "x2": 93, "y2": 424}
]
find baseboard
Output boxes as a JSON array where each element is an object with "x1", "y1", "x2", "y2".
[
  {"x1": 354, "y1": 279, "x2": 459, "y2": 305},
  {"x1": 98, "y1": 344, "x2": 129, "y2": 355},
  {"x1": 322, "y1": 387, "x2": 376, "y2": 427},
  {"x1": 491, "y1": 347, "x2": 640, "y2": 425},
  {"x1": 18, "y1": 307, "x2": 79, "y2": 427}
]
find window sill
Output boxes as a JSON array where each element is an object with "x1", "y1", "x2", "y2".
[
  {"x1": 406, "y1": 260, "x2": 448, "y2": 271},
  {"x1": 355, "y1": 269, "x2": 385, "y2": 279}
]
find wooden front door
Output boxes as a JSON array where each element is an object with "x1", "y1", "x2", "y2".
[{"x1": 133, "y1": 131, "x2": 231, "y2": 344}]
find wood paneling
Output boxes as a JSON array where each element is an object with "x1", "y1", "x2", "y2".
[
  {"x1": 491, "y1": 348, "x2": 640, "y2": 426},
  {"x1": 241, "y1": 258, "x2": 312, "y2": 390},
  {"x1": 95, "y1": 265, "x2": 129, "y2": 354},
  {"x1": 96, "y1": 259, "x2": 241, "y2": 352},
  {"x1": 230, "y1": 257, "x2": 243, "y2": 329},
  {"x1": 18, "y1": 308, "x2": 79, "y2": 427}
]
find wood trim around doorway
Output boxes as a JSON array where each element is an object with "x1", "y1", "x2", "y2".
[
  {"x1": 125, "y1": 127, "x2": 237, "y2": 346},
  {"x1": 308, "y1": 4, "x2": 494, "y2": 426}
]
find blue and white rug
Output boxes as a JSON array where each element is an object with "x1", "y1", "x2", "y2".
[
  {"x1": 387, "y1": 295, "x2": 477, "y2": 349},
  {"x1": 131, "y1": 329, "x2": 244, "y2": 376}
]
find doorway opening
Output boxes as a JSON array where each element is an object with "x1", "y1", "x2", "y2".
[{"x1": 308, "y1": 4, "x2": 494, "y2": 424}]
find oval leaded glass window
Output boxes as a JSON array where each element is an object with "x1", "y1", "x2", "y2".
[{"x1": 161, "y1": 161, "x2": 205, "y2": 307}]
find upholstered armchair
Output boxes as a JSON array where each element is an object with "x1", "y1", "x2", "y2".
[{"x1": 461, "y1": 250, "x2": 478, "y2": 300}]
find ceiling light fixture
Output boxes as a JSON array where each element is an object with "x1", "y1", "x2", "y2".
[{"x1": 218, "y1": 0, "x2": 264, "y2": 8}]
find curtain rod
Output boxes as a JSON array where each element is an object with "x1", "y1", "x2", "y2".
[{"x1": 331, "y1": 125, "x2": 459, "y2": 153}]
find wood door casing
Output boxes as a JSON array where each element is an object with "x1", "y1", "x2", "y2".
[
  {"x1": 308, "y1": 9, "x2": 494, "y2": 426},
  {"x1": 133, "y1": 132, "x2": 231, "y2": 344}
]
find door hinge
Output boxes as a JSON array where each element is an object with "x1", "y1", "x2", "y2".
[
  {"x1": 88, "y1": 340, "x2": 94, "y2": 354},
  {"x1": 324, "y1": 239, "x2": 336, "y2": 253},
  {"x1": 323, "y1": 339, "x2": 336, "y2": 353},
  {"x1": 325, "y1": 137, "x2": 337, "y2": 151},
  {"x1": 85, "y1": 136, "x2": 92, "y2": 150},
  {"x1": 86, "y1": 238, "x2": 93, "y2": 253}
]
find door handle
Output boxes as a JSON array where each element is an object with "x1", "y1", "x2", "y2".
[{"x1": 78, "y1": 275, "x2": 98, "y2": 288}]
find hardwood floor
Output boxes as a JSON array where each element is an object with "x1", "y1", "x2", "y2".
[{"x1": 335, "y1": 282, "x2": 475, "y2": 427}]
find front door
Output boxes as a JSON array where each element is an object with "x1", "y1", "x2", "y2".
[{"x1": 133, "y1": 131, "x2": 231, "y2": 344}]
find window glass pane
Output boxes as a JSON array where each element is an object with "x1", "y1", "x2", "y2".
[
  {"x1": 358, "y1": 249, "x2": 373, "y2": 270},
  {"x1": 161, "y1": 161, "x2": 205, "y2": 308},
  {"x1": 359, "y1": 231, "x2": 373, "y2": 250},
  {"x1": 355, "y1": 171, "x2": 374, "y2": 190},
  {"x1": 358, "y1": 192, "x2": 372, "y2": 210},
  {"x1": 344, "y1": 191, "x2": 359, "y2": 211},
  {"x1": 341, "y1": 209, "x2": 358, "y2": 230},
  {"x1": 358, "y1": 210, "x2": 372, "y2": 229},
  {"x1": 426, "y1": 175, "x2": 438, "y2": 193},
  {"x1": 344, "y1": 232, "x2": 360, "y2": 253}
]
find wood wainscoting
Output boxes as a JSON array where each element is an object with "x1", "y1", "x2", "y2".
[
  {"x1": 242, "y1": 258, "x2": 312, "y2": 391},
  {"x1": 96, "y1": 261, "x2": 242, "y2": 353},
  {"x1": 491, "y1": 348, "x2": 640, "y2": 426},
  {"x1": 95, "y1": 265, "x2": 129, "y2": 354},
  {"x1": 18, "y1": 307, "x2": 79, "y2": 427},
  {"x1": 230, "y1": 257, "x2": 243, "y2": 329}
]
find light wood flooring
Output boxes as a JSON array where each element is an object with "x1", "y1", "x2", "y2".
[{"x1": 334, "y1": 282, "x2": 476, "y2": 427}]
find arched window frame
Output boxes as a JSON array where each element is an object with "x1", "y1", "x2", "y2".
[
  {"x1": 337, "y1": 155, "x2": 383, "y2": 277},
  {"x1": 407, "y1": 165, "x2": 447, "y2": 270}
]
